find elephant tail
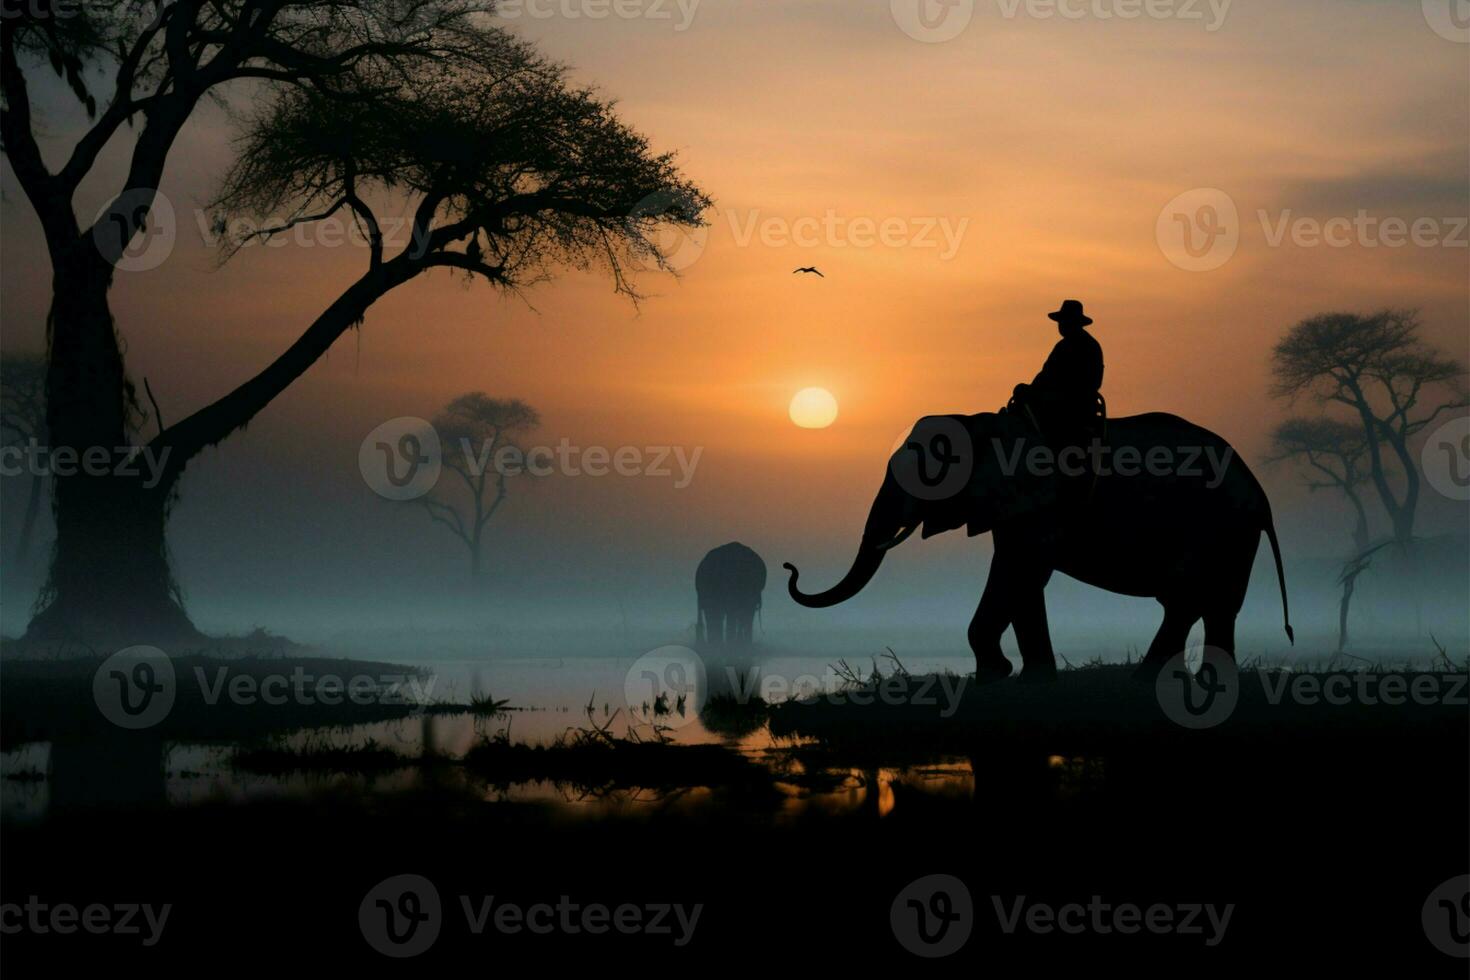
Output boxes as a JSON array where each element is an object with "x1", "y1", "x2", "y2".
[{"x1": 1262, "y1": 503, "x2": 1294, "y2": 645}]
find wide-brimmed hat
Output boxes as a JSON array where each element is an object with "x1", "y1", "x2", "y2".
[{"x1": 1048, "y1": 299, "x2": 1093, "y2": 327}]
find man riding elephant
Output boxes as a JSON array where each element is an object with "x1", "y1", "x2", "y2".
[{"x1": 1010, "y1": 299, "x2": 1104, "y2": 450}]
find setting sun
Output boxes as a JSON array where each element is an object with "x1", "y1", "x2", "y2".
[{"x1": 790, "y1": 387, "x2": 839, "y2": 429}]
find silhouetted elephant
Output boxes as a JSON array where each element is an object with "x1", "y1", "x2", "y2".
[
  {"x1": 785, "y1": 412, "x2": 1291, "y2": 681},
  {"x1": 697, "y1": 542, "x2": 767, "y2": 645}
]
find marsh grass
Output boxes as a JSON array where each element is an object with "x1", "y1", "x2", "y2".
[
  {"x1": 768, "y1": 649, "x2": 1468, "y2": 759},
  {"x1": 229, "y1": 738, "x2": 413, "y2": 776}
]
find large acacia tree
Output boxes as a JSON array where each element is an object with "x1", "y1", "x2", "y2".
[
  {"x1": 1269, "y1": 416, "x2": 1373, "y2": 554},
  {"x1": 1271, "y1": 310, "x2": 1467, "y2": 549},
  {"x1": 1, "y1": 2, "x2": 709, "y2": 641}
]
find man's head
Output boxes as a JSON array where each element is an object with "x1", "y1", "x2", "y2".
[{"x1": 1047, "y1": 299, "x2": 1093, "y2": 334}]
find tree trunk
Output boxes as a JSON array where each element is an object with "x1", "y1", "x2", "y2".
[
  {"x1": 1337, "y1": 577, "x2": 1355, "y2": 653},
  {"x1": 24, "y1": 263, "x2": 198, "y2": 644},
  {"x1": 13, "y1": 471, "x2": 43, "y2": 565},
  {"x1": 24, "y1": 251, "x2": 410, "y2": 643},
  {"x1": 1345, "y1": 490, "x2": 1370, "y2": 554},
  {"x1": 469, "y1": 539, "x2": 483, "y2": 582}
]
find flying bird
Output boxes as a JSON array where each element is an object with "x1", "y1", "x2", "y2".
[{"x1": 793, "y1": 267, "x2": 824, "y2": 277}]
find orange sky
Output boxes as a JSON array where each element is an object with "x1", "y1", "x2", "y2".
[{"x1": 1, "y1": 2, "x2": 1467, "y2": 627}]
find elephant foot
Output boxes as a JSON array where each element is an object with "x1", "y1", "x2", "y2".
[
  {"x1": 973, "y1": 657, "x2": 1014, "y2": 685},
  {"x1": 1131, "y1": 660, "x2": 1167, "y2": 683},
  {"x1": 1017, "y1": 663, "x2": 1058, "y2": 684}
]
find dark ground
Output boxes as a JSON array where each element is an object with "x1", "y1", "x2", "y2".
[{"x1": 2, "y1": 664, "x2": 1466, "y2": 972}]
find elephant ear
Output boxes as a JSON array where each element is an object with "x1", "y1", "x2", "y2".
[
  {"x1": 891, "y1": 412, "x2": 1058, "y2": 540},
  {"x1": 889, "y1": 415, "x2": 976, "y2": 540},
  {"x1": 963, "y1": 411, "x2": 1057, "y2": 535}
]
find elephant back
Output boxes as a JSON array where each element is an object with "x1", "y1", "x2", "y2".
[{"x1": 696, "y1": 542, "x2": 768, "y2": 598}]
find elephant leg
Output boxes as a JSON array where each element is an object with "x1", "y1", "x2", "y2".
[
  {"x1": 968, "y1": 569, "x2": 1015, "y2": 682},
  {"x1": 1012, "y1": 580, "x2": 1058, "y2": 683},
  {"x1": 1202, "y1": 612, "x2": 1236, "y2": 660},
  {"x1": 1133, "y1": 605, "x2": 1200, "y2": 680}
]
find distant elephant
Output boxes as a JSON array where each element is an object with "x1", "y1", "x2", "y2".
[
  {"x1": 784, "y1": 412, "x2": 1291, "y2": 681},
  {"x1": 697, "y1": 542, "x2": 767, "y2": 646}
]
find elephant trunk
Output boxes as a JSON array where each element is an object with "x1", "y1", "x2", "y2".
[
  {"x1": 784, "y1": 545, "x2": 885, "y2": 608},
  {"x1": 786, "y1": 469, "x2": 912, "y2": 609}
]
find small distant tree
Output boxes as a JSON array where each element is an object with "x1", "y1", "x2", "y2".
[
  {"x1": 418, "y1": 393, "x2": 539, "y2": 582},
  {"x1": 1271, "y1": 310, "x2": 1468, "y2": 547},
  {"x1": 1334, "y1": 543, "x2": 1388, "y2": 653},
  {"x1": 1269, "y1": 417, "x2": 1374, "y2": 554},
  {"x1": 0, "y1": 352, "x2": 48, "y2": 563}
]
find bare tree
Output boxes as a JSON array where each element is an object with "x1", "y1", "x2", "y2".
[
  {"x1": 1269, "y1": 417, "x2": 1374, "y2": 553},
  {"x1": 1334, "y1": 543, "x2": 1388, "y2": 653},
  {"x1": 2, "y1": 4, "x2": 709, "y2": 640},
  {"x1": 418, "y1": 393, "x2": 539, "y2": 582},
  {"x1": 1271, "y1": 310, "x2": 1467, "y2": 548},
  {"x1": 0, "y1": 352, "x2": 47, "y2": 564}
]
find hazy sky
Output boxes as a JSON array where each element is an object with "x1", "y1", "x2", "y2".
[{"x1": 1, "y1": 1, "x2": 1467, "y2": 643}]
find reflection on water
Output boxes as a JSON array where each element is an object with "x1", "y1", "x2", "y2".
[{"x1": 2, "y1": 653, "x2": 1097, "y2": 823}]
